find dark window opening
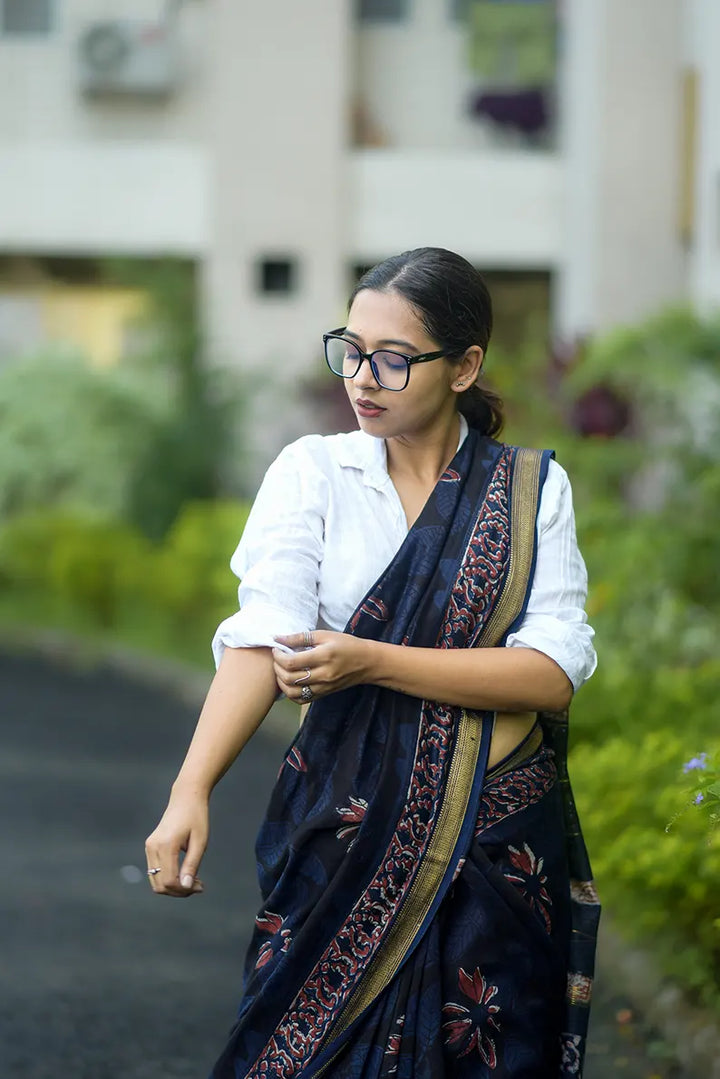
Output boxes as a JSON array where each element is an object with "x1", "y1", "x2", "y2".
[
  {"x1": 1, "y1": 0, "x2": 53, "y2": 35},
  {"x1": 357, "y1": 0, "x2": 409, "y2": 23},
  {"x1": 257, "y1": 257, "x2": 298, "y2": 296}
]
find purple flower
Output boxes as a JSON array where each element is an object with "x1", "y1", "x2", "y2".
[
  {"x1": 683, "y1": 754, "x2": 708, "y2": 774},
  {"x1": 694, "y1": 793, "x2": 705, "y2": 805}
]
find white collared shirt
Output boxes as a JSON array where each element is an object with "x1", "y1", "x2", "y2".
[{"x1": 212, "y1": 420, "x2": 597, "y2": 691}]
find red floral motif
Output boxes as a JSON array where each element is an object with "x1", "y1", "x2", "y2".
[
  {"x1": 384, "y1": 1014, "x2": 405, "y2": 1073},
  {"x1": 475, "y1": 749, "x2": 556, "y2": 835},
  {"x1": 348, "y1": 596, "x2": 389, "y2": 631},
  {"x1": 437, "y1": 451, "x2": 512, "y2": 650},
  {"x1": 442, "y1": 967, "x2": 501, "y2": 1067},
  {"x1": 335, "y1": 796, "x2": 369, "y2": 846},
  {"x1": 286, "y1": 746, "x2": 307, "y2": 773},
  {"x1": 504, "y1": 843, "x2": 552, "y2": 932},
  {"x1": 255, "y1": 911, "x2": 292, "y2": 970}
]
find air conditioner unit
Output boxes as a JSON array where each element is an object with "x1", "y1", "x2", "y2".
[{"x1": 78, "y1": 20, "x2": 179, "y2": 97}]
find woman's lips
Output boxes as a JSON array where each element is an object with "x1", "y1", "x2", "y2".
[{"x1": 355, "y1": 398, "x2": 386, "y2": 418}]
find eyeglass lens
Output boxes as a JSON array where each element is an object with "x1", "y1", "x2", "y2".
[{"x1": 325, "y1": 338, "x2": 409, "y2": 390}]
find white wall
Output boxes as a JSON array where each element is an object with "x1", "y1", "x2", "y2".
[
  {"x1": 0, "y1": 143, "x2": 207, "y2": 254},
  {"x1": 554, "y1": 0, "x2": 601, "y2": 338},
  {"x1": 686, "y1": 0, "x2": 720, "y2": 311},
  {"x1": 0, "y1": 0, "x2": 210, "y2": 254},
  {"x1": 0, "y1": 0, "x2": 210, "y2": 141},
  {"x1": 349, "y1": 149, "x2": 562, "y2": 266},
  {"x1": 594, "y1": 0, "x2": 685, "y2": 325},
  {"x1": 557, "y1": 0, "x2": 686, "y2": 339},
  {"x1": 203, "y1": 0, "x2": 352, "y2": 379}
]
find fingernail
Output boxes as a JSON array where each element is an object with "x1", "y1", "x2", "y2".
[{"x1": 181, "y1": 874, "x2": 194, "y2": 889}]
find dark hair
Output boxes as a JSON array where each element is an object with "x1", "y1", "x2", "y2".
[{"x1": 349, "y1": 247, "x2": 504, "y2": 437}]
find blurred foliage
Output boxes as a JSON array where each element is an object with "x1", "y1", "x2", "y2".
[
  {"x1": 103, "y1": 258, "x2": 247, "y2": 539},
  {"x1": 495, "y1": 306, "x2": 720, "y2": 1005},
  {"x1": 572, "y1": 731, "x2": 720, "y2": 1007},
  {"x1": 0, "y1": 258, "x2": 248, "y2": 540},
  {"x1": 0, "y1": 500, "x2": 251, "y2": 666},
  {"x1": 0, "y1": 353, "x2": 171, "y2": 523}
]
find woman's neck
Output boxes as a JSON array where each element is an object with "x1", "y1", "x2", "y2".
[{"x1": 385, "y1": 412, "x2": 462, "y2": 486}]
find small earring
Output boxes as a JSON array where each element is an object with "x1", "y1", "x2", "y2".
[{"x1": 455, "y1": 380, "x2": 466, "y2": 388}]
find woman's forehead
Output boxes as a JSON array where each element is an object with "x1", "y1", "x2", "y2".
[{"x1": 347, "y1": 289, "x2": 430, "y2": 347}]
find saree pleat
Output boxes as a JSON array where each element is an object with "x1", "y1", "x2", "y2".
[{"x1": 209, "y1": 431, "x2": 599, "y2": 1079}]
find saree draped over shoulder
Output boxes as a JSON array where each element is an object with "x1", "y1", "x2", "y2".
[{"x1": 210, "y1": 430, "x2": 600, "y2": 1079}]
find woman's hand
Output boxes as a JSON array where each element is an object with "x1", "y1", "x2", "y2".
[
  {"x1": 273, "y1": 631, "x2": 375, "y2": 702},
  {"x1": 145, "y1": 787, "x2": 209, "y2": 898}
]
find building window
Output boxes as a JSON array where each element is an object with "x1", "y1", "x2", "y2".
[
  {"x1": 357, "y1": 0, "x2": 409, "y2": 22},
  {"x1": 1, "y1": 0, "x2": 53, "y2": 35},
  {"x1": 257, "y1": 257, "x2": 299, "y2": 297}
]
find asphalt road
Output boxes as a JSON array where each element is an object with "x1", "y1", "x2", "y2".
[{"x1": 0, "y1": 652, "x2": 686, "y2": 1078}]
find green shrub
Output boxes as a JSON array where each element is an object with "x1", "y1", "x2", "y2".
[
  {"x1": 127, "y1": 499, "x2": 252, "y2": 634},
  {"x1": 0, "y1": 500, "x2": 251, "y2": 662},
  {"x1": 0, "y1": 354, "x2": 171, "y2": 525},
  {"x1": 570, "y1": 731, "x2": 720, "y2": 1003}
]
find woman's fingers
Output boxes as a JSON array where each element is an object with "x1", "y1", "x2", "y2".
[
  {"x1": 145, "y1": 843, "x2": 204, "y2": 897},
  {"x1": 179, "y1": 834, "x2": 207, "y2": 893},
  {"x1": 145, "y1": 829, "x2": 207, "y2": 897},
  {"x1": 274, "y1": 660, "x2": 326, "y2": 701},
  {"x1": 145, "y1": 840, "x2": 183, "y2": 895},
  {"x1": 275, "y1": 631, "x2": 323, "y2": 651}
]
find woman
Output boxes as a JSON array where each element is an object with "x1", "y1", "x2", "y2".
[{"x1": 146, "y1": 248, "x2": 599, "y2": 1078}]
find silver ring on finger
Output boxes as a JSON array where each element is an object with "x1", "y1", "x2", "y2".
[
  {"x1": 147, "y1": 867, "x2": 162, "y2": 876},
  {"x1": 303, "y1": 630, "x2": 314, "y2": 648},
  {"x1": 294, "y1": 667, "x2": 312, "y2": 686},
  {"x1": 300, "y1": 685, "x2": 314, "y2": 704}
]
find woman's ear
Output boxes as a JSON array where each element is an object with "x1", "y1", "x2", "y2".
[{"x1": 451, "y1": 346, "x2": 484, "y2": 393}]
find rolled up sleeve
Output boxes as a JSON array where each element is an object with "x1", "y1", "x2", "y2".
[
  {"x1": 505, "y1": 460, "x2": 597, "y2": 692},
  {"x1": 211, "y1": 439, "x2": 328, "y2": 668}
]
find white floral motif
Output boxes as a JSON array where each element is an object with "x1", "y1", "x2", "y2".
[{"x1": 559, "y1": 1032, "x2": 582, "y2": 1075}]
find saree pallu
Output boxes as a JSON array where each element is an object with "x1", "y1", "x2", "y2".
[{"x1": 210, "y1": 430, "x2": 600, "y2": 1079}]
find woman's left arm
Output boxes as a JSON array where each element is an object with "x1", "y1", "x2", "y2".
[
  {"x1": 274, "y1": 633, "x2": 571, "y2": 712},
  {"x1": 274, "y1": 461, "x2": 594, "y2": 714}
]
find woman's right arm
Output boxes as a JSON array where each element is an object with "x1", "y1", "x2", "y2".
[{"x1": 145, "y1": 646, "x2": 278, "y2": 897}]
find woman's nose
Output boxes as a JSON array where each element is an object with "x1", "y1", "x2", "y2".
[{"x1": 352, "y1": 357, "x2": 378, "y2": 389}]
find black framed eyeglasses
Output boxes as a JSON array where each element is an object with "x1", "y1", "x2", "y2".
[{"x1": 322, "y1": 328, "x2": 446, "y2": 392}]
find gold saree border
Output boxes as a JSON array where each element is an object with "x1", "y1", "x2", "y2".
[
  {"x1": 317, "y1": 447, "x2": 546, "y2": 1071},
  {"x1": 317, "y1": 707, "x2": 483, "y2": 1073}
]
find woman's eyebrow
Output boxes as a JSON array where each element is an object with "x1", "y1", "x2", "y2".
[{"x1": 345, "y1": 330, "x2": 420, "y2": 352}]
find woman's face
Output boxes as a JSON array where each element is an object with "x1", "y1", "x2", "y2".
[{"x1": 342, "y1": 289, "x2": 462, "y2": 441}]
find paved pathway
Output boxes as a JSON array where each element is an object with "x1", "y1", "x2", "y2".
[{"x1": 0, "y1": 652, "x2": 688, "y2": 1077}]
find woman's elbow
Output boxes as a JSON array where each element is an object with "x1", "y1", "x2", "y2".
[
  {"x1": 526, "y1": 651, "x2": 574, "y2": 712},
  {"x1": 555, "y1": 677, "x2": 574, "y2": 712},
  {"x1": 545, "y1": 664, "x2": 574, "y2": 712}
]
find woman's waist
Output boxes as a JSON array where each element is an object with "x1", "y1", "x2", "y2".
[{"x1": 487, "y1": 711, "x2": 540, "y2": 774}]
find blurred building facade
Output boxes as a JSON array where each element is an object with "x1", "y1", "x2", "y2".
[{"x1": 0, "y1": 0, "x2": 717, "y2": 372}]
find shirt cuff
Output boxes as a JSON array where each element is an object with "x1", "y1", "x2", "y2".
[{"x1": 211, "y1": 603, "x2": 313, "y2": 669}]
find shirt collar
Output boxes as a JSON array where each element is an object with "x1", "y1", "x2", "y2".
[{"x1": 336, "y1": 414, "x2": 469, "y2": 492}]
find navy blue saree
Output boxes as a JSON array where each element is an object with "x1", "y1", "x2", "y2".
[{"x1": 210, "y1": 429, "x2": 600, "y2": 1079}]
